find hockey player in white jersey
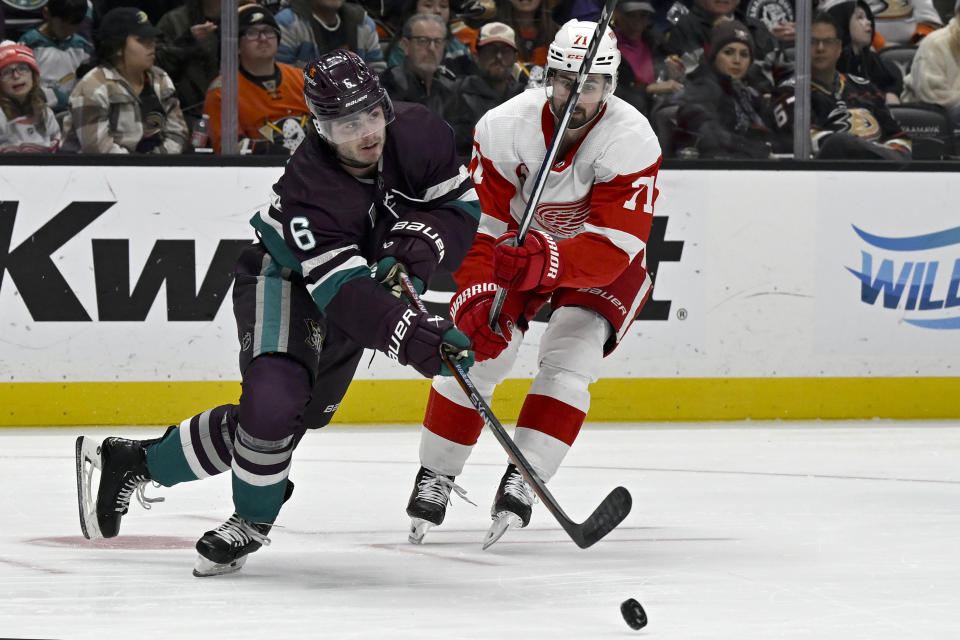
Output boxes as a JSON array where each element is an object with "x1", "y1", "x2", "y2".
[{"x1": 404, "y1": 19, "x2": 663, "y2": 548}]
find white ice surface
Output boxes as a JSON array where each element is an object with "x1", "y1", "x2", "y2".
[{"x1": 0, "y1": 422, "x2": 958, "y2": 639}]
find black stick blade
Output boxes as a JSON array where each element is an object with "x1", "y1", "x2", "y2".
[{"x1": 570, "y1": 486, "x2": 632, "y2": 549}]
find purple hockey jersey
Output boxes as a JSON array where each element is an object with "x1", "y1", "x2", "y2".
[{"x1": 249, "y1": 101, "x2": 480, "y2": 349}]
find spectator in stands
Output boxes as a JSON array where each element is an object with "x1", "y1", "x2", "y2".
[
  {"x1": 156, "y1": 0, "x2": 222, "y2": 128},
  {"x1": 275, "y1": 0, "x2": 385, "y2": 71},
  {"x1": 63, "y1": 8, "x2": 187, "y2": 153},
  {"x1": 772, "y1": 13, "x2": 911, "y2": 159},
  {"x1": 444, "y1": 21, "x2": 523, "y2": 162},
  {"x1": 663, "y1": 0, "x2": 780, "y2": 92},
  {"x1": 742, "y1": 0, "x2": 796, "y2": 46},
  {"x1": 496, "y1": 0, "x2": 557, "y2": 68},
  {"x1": 902, "y1": 0, "x2": 960, "y2": 130},
  {"x1": 18, "y1": 0, "x2": 92, "y2": 115},
  {"x1": 672, "y1": 20, "x2": 778, "y2": 157},
  {"x1": 385, "y1": 0, "x2": 477, "y2": 76},
  {"x1": 0, "y1": 40, "x2": 61, "y2": 152},
  {"x1": 379, "y1": 13, "x2": 456, "y2": 114},
  {"x1": 613, "y1": 1, "x2": 684, "y2": 116},
  {"x1": 203, "y1": 4, "x2": 311, "y2": 154},
  {"x1": 824, "y1": 0, "x2": 902, "y2": 103}
]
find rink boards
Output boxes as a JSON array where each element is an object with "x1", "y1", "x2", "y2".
[{"x1": 1, "y1": 165, "x2": 958, "y2": 425}]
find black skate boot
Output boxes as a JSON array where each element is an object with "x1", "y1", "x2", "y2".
[
  {"x1": 406, "y1": 466, "x2": 474, "y2": 544},
  {"x1": 193, "y1": 480, "x2": 295, "y2": 577},
  {"x1": 483, "y1": 464, "x2": 536, "y2": 550},
  {"x1": 75, "y1": 435, "x2": 165, "y2": 540}
]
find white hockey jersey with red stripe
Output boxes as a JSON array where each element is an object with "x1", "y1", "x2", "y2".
[{"x1": 459, "y1": 88, "x2": 662, "y2": 290}]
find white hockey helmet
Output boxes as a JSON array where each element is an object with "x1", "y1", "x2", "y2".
[{"x1": 546, "y1": 19, "x2": 620, "y2": 90}]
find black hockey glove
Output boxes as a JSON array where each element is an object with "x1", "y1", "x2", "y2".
[
  {"x1": 377, "y1": 219, "x2": 446, "y2": 287},
  {"x1": 383, "y1": 306, "x2": 475, "y2": 378}
]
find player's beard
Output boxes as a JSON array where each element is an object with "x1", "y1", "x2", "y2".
[{"x1": 552, "y1": 98, "x2": 600, "y2": 130}]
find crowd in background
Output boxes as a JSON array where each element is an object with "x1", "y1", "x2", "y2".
[{"x1": 0, "y1": 0, "x2": 958, "y2": 159}]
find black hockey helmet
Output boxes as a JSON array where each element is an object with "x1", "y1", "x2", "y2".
[{"x1": 303, "y1": 49, "x2": 395, "y2": 144}]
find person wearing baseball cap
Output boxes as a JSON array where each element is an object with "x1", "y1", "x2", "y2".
[
  {"x1": 61, "y1": 7, "x2": 187, "y2": 153},
  {"x1": 0, "y1": 40, "x2": 61, "y2": 152},
  {"x1": 201, "y1": 4, "x2": 312, "y2": 155},
  {"x1": 444, "y1": 21, "x2": 523, "y2": 162},
  {"x1": 98, "y1": 7, "x2": 164, "y2": 42}
]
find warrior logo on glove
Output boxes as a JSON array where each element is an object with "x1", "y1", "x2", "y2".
[{"x1": 492, "y1": 229, "x2": 563, "y2": 292}]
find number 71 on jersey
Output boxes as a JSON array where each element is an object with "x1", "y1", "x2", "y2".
[{"x1": 623, "y1": 175, "x2": 655, "y2": 214}]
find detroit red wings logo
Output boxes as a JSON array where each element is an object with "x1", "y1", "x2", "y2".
[{"x1": 534, "y1": 193, "x2": 591, "y2": 238}]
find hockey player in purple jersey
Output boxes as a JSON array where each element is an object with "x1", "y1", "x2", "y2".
[{"x1": 74, "y1": 49, "x2": 479, "y2": 577}]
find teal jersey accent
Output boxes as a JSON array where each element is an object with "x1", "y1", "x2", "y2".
[
  {"x1": 256, "y1": 258, "x2": 291, "y2": 352},
  {"x1": 309, "y1": 265, "x2": 372, "y2": 311},
  {"x1": 249, "y1": 212, "x2": 303, "y2": 274},
  {"x1": 447, "y1": 199, "x2": 482, "y2": 222},
  {"x1": 145, "y1": 428, "x2": 199, "y2": 486},
  {"x1": 233, "y1": 475, "x2": 289, "y2": 523}
]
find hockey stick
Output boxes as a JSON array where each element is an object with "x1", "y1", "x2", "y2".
[
  {"x1": 488, "y1": 0, "x2": 620, "y2": 331},
  {"x1": 396, "y1": 270, "x2": 632, "y2": 549}
]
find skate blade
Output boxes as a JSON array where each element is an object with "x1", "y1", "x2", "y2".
[
  {"x1": 482, "y1": 512, "x2": 523, "y2": 551},
  {"x1": 75, "y1": 436, "x2": 103, "y2": 540},
  {"x1": 192, "y1": 554, "x2": 248, "y2": 577},
  {"x1": 408, "y1": 518, "x2": 435, "y2": 545}
]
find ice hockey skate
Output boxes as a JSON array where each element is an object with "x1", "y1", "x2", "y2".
[
  {"x1": 406, "y1": 466, "x2": 474, "y2": 544},
  {"x1": 193, "y1": 480, "x2": 295, "y2": 577},
  {"x1": 193, "y1": 515, "x2": 274, "y2": 577},
  {"x1": 483, "y1": 464, "x2": 536, "y2": 550},
  {"x1": 75, "y1": 435, "x2": 164, "y2": 540}
]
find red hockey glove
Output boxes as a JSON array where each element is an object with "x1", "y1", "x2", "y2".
[
  {"x1": 449, "y1": 282, "x2": 514, "y2": 361},
  {"x1": 492, "y1": 229, "x2": 562, "y2": 292}
]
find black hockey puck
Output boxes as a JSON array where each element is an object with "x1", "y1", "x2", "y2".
[{"x1": 620, "y1": 598, "x2": 647, "y2": 630}]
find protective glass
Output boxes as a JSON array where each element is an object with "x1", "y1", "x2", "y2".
[
  {"x1": 313, "y1": 96, "x2": 396, "y2": 144},
  {"x1": 543, "y1": 69, "x2": 613, "y2": 103}
]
